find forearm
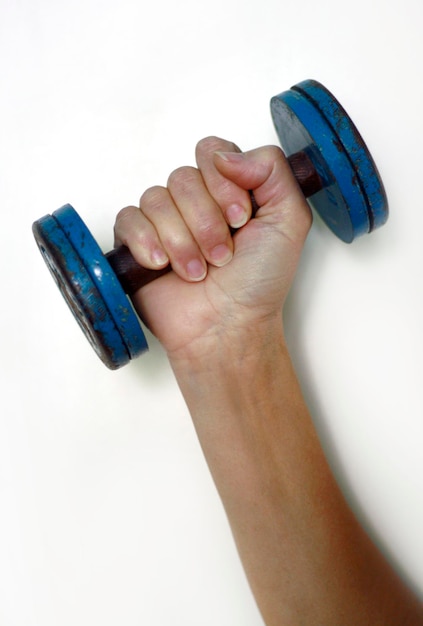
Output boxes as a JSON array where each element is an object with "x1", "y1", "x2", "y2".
[
  {"x1": 170, "y1": 323, "x2": 423, "y2": 626},
  {"x1": 121, "y1": 136, "x2": 422, "y2": 623}
]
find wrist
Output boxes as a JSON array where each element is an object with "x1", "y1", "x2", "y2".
[
  {"x1": 167, "y1": 313, "x2": 286, "y2": 382},
  {"x1": 168, "y1": 314, "x2": 322, "y2": 515},
  {"x1": 167, "y1": 314, "x2": 300, "y2": 470}
]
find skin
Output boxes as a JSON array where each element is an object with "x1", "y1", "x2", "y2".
[{"x1": 114, "y1": 136, "x2": 423, "y2": 625}]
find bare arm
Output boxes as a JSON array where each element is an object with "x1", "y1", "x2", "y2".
[
  {"x1": 114, "y1": 137, "x2": 423, "y2": 625},
  {"x1": 171, "y1": 326, "x2": 422, "y2": 625}
]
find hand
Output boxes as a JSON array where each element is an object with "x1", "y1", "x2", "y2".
[{"x1": 113, "y1": 136, "x2": 312, "y2": 361}]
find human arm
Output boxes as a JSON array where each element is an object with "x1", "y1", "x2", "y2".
[{"x1": 114, "y1": 136, "x2": 423, "y2": 625}]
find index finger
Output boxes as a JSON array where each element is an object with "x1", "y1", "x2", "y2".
[{"x1": 195, "y1": 136, "x2": 253, "y2": 229}]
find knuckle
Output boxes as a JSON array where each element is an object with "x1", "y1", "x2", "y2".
[
  {"x1": 196, "y1": 136, "x2": 222, "y2": 154},
  {"x1": 258, "y1": 145, "x2": 286, "y2": 170},
  {"x1": 196, "y1": 213, "x2": 220, "y2": 236},
  {"x1": 114, "y1": 205, "x2": 138, "y2": 240},
  {"x1": 270, "y1": 145, "x2": 291, "y2": 172},
  {"x1": 271, "y1": 145, "x2": 286, "y2": 163},
  {"x1": 196, "y1": 218, "x2": 226, "y2": 250},
  {"x1": 167, "y1": 166, "x2": 198, "y2": 194},
  {"x1": 196, "y1": 136, "x2": 239, "y2": 158},
  {"x1": 139, "y1": 185, "x2": 168, "y2": 215},
  {"x1": 114, "y1": 206, "x2": 147, "y2": 250},
  {"x1": 196, "y1": 221, "x2": 216, "y2": 244},
  {"x1": 115, "y1": 205, "x2": 137, "y2": 223}
]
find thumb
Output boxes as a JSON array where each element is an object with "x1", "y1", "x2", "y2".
[{"x1": 213, "y1": 146, "x2": 312, "y2": 241}]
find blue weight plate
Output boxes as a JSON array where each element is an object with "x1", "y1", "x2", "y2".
[
  {"x1": 270, "y1": 79, "x2": 388, "y2": 243},
  {"x1": 33, "y1": 213, "x2": 131, "y2": 368},
  {"x1": 33, "y1": 206, "x2": 148, "y2": 369},
  {"x1": 52, "y1": 204, "x2": 148, "y2": 364}
]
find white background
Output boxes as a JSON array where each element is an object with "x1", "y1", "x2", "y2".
[{"x1": 1, "y1": 0, "x2": 422, "y2": 624}]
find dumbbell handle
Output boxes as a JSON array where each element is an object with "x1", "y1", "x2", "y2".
[{"x1": 105, "y1": 150, "x2": 323, "y2": 295}]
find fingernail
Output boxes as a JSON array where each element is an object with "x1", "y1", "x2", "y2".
[
  {"x1": 151, "y1": 248, "x2": 169, "y2": 266},
  {"x1": 186, "y1": 259, "x2": 207, "y2": 281},
  {"x1": 210, "y1": 243, "x2": 233, "y2": 267},
  {"x1": 226, "y1": 204, "x2": 248, "y2": 228},
  {"x1": 214, "y1": 151, "x2": 245, "y2": 162}
]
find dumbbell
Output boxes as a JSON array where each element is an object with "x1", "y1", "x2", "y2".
[{"x1": 32, "y1": 79, "x2": 388, "y2": 370}]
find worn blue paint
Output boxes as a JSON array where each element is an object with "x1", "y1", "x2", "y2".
[
  {"x1": 33, "y1": 206, "x2": 148, "y2": 369},
  {"x1": 270, "y1": 79, "x2": 388, "y2": 243}
]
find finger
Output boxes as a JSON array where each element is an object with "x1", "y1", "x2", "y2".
[
  {"x1": 114, "y1": 205, "x2": 169, "y2": 268},
  {"x1": 140, "y1": 184, "x2": 207, "y2": 282},
  {"x1": 213, "y1": 146, "x2": 312, "y2": 242},
  {"x1": 195, "y1": 136, "x2": 253, "y2": 229},
  {"x1": 167, "y1": 165, "x2": 233, "y2": 268}
]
